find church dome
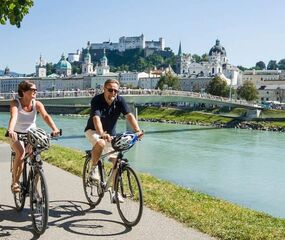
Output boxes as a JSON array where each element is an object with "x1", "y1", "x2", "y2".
[
  {"x1": 209, "y1": 39, "x2": 226, "y2": 56},
  {"x1": 57, "y1": 54, "x2": 72, "y2": 70}
]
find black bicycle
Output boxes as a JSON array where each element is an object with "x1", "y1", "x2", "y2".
[
  {"x1": 6, "y1": 128, "x2": 61, "y2": 235},
  {"x1": 83, "y1": 132, "x2": 143, "y2": 227}
]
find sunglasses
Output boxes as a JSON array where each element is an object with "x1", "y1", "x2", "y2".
[
  {"x1": 29, "y1": 88, "x2": 37, "y2": 92},
  {"x1": 106, "y1": 88, "x2": 118, "y2": 94}
]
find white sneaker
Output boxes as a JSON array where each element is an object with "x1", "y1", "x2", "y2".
[
  {"x1": 111, "y1": 192, "x2": 124, "y2": 204},
  {"x1": 90, "y1": 165, "x2": 100, "y2": 181}
]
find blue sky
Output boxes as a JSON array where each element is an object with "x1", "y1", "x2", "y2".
[{"x1": 0, "y1": 0, "x2": 284, "y2": 74}]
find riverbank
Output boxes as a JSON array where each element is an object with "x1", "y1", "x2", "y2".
[
  {"x1": 137, "y1": 107, "x2": 285, "y2": 132},
  {"x1": 1, "y1": 128, "x2": 285, "y2": 239}
]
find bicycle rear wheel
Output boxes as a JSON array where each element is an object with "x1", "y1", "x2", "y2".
[
  {"x1": 30, "y1": 169, "x2": 49, "y2": 235},
  {"x1": 83, "y1": 156, "x2": 103, "y2": 206},
  {"x1": 114, "y1": 165, "x2": 143, "y2": 226}
]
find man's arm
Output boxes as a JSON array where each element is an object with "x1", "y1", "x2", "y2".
[
  {"x1": 125, "y1": 113, "x2": 144, "y2": 138},
  {"x1": 93, "y1": 115, "x2": 112, "y2": 141}
]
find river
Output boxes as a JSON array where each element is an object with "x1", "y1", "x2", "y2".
[{"x1": 1, "y1": 112, "x2": 284, "y2": 218}]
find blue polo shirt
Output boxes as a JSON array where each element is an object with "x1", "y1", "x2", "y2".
[{"x1": 84, "y1": 93, "x2": 130, "y2": 135}]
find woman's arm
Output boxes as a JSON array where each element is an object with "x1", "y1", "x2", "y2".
[
  {"x1": 36, "y1": 101, "x2": 59, "y2": 134},
  {"x1": 7, "y1": 100, "x2": 18, "y2": 140}
]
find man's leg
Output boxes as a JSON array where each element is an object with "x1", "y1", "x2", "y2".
[{"x1": 91, "y1": 139, "x2": 106, "y2": 166}]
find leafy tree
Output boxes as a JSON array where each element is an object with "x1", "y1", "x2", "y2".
[
  {"x1": 0, "y1": 0, "x2": 34, "y2": 27},
  {"x1": 255, "y1": 61, "x2": 266, "y2": 70},
  {"x1": 46, "y1": 62, "x2": 56, "y2": 76},
  {"x1": 156, "y1": 72, "x2": 180, "y2": 90},
  {"x1": 237, "y1": 65, "x2": 247, "y2": 71},
  {"x1": 201, "y1": 53, "x2": 209, "y2": 62},
  {"x1": 71, "y1": 61, "x2": 82, "y2": 74},
  {"x1": 278, "y1": 59, "x2": 285, "y2": 70},
  {"x1": 267, "y1": 60, "x2": 278, "y2": 70},
  {"x1": 192, "y1": 54, "x2": 201, "y2": 63},
  {"x1": 236, "y1": 80, "x2": 258, "y2": 101},
  {"x1": 206, "y1": 76, "x2": 230, "y2": 97}
]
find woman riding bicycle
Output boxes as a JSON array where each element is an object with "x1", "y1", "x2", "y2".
[{"x1": 7, "y1": 80, "x2": 60, "y2": 193}]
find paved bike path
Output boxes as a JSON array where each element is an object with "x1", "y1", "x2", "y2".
[{"x1": 0, "y1": 143, "x2": 215, "y2": 240}]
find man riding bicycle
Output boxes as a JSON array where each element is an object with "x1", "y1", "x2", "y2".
[{"x1": 84, "y1": 79, "x2": 144, "y2": 202}]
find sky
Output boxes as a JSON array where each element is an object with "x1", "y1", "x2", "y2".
[{"x1": 0, "y1": 0, "x2": 285, "y2": 74}]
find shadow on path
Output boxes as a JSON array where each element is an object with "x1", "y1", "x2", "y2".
[
  {"x1": 0, "y1": 204, "x2": 40, "y2": 239},
  {"x1": 48, "y1": 200, "x2": 131, "y2": 237}
]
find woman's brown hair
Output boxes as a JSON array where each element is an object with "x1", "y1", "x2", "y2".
[{"x1": 18, "y1": 80, "x2": 35, "y2": 97}]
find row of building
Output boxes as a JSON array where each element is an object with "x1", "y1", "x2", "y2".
[{"x1": 1, "y1": 36, "x2": 285, "y2": 103}]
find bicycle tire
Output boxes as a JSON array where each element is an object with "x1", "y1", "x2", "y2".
[
  {"x1": 13, "y1": 174, "x2": 26, "y2": 211},
  {"x1": 30, "y1": 169, "x2": 49, "y2": 235},
  {"x1": 114, "y1": 165, "x2": 143, "y2": 226},
  {"x1": 83, "y1": 156, "x2": 103, "y2": 206},
  {"x1": 13, "y1": 161, "x2": 27, "y2": 212}
]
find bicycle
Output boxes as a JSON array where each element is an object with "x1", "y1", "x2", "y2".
[
  {"x1": 5, "y1": 128, "x2": 61, "y2": 235},
  {"x1": 82, "y1": 132, "x2": 143, "y2": 227}
]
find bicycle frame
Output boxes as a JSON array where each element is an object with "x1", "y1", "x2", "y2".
[{"x1": 11, "y1": 147, "x2": 44, "y2": 197}]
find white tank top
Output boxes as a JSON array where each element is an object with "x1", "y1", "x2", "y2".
[{"x1": 14, "y1": 99, "x2": 37, "y2": 133}]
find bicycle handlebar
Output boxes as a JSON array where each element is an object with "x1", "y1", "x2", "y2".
[{"x1": 4, "y1": 129, "x2": 63, "y2": 140}]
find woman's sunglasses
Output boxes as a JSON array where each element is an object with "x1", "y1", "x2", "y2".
[{"x1": 29, "y1": 88, "x2": 37, "y2": 93}]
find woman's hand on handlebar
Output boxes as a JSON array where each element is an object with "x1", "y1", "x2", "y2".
[
  {"x1": 8, "y1": 130, "x2": 18, "y2": 142},
  {"x1": 51, "y1": 128, "x2": 62, "y2": 138}
]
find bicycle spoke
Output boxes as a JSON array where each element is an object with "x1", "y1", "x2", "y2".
[
  {"x1": 83, "y1": 157, "x2": 103, "y2": 206},
  {"x1": 30, "y1": 170, "x2": 49, "y2": 235}
]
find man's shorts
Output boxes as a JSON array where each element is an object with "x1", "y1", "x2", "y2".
[{"x1": 85, "y1": 129, "x2": 118, "y2": 159}]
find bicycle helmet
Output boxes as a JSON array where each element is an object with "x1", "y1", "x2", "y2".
[
  {"x1": 111, "y1": 132, "x2": 138, "y2": 151},
  {"x1": 27, "y1": 128, "x2": 50, "y2": 149}
]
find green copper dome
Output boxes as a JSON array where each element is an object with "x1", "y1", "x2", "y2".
[{"x1": 57, "y1": 54, "x2": 72, "y2": 70}]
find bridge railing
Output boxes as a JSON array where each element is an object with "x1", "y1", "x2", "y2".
[{"x1": 0, "y1": 89, "x2": 256, "y2": 107}]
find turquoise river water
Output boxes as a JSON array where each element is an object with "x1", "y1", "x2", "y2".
[{"x1": 1, "y1": 112, "x2": 284, "y2": 218}]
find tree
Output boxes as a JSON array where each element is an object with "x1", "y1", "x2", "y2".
[
  {"x1": 201, "y1": 53, "x2": 209, "y2": 62},
  {"x1": 267, "y1": 60, "x2": 278, "y2": 70},
  {"x1": 236, "y1": 80, "x2": 258, "y2": 101},
  {"x1": 278, "y1": 59, "x2": 285, "y2": 70},
  {"x1": 0, "y1": 0, "x2": 34, "y2": 27},
  {"x1": 192, "y1": 54, "x2": 202, "y2": 63},
  {"x1": 206, "y1": 76, "x2": 230, "y2": 97},
  {"x1": 255, "y1": 61, "x2": 266, "y2": 70},
  {"x1": 46, "y1": 62, "x2": 56, "y2": 76},
  {"x1": 156, "y1": 72, "x2": 180, "y2": 90},
  {"x1": 237, "y1": 65, "x2": 247, "y2": 71}
]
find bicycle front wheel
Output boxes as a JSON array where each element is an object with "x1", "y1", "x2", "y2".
[
  {"x1": 83, "y1": 156, "x2": 103, "y2": 206},
  {"x1": 13, "y1": 170, "x2": 26, "y2": 211},
  {"x1": 114, "y1": 165, "x2": 143, "y2": 227},
  {"x1": 30, "y1": 169, "x2": 49, "y2": 235}
]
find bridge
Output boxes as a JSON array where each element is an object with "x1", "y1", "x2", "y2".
[{"x1": 0, "y1": 89, "x2": 262, "y2": 117}]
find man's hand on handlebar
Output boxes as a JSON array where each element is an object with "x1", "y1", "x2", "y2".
[
  {"x1": 135, "y1": 130, "x2": 144, "y2": 140},
  {"x1": 101, "y1": 132, "x2": 112, "y2": 142}
]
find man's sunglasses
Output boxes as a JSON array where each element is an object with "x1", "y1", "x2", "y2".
[
  {"x1": 106, "y1": 88, "x2": 118, "y2": 94},
  {"x1": 29, "y1": 88, "x2": 37, "y2": 92}
]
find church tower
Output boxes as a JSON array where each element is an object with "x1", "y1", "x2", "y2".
[
  {"x1": 36, "y1": 55, "x2": 46, "y2": 77},
  {"x1": 81, "y1": 48, "x2": 94, "y2": 75}
]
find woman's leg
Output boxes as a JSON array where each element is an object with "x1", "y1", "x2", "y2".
[{"x1": 11, "y1": 141, "x2": 25, "y2": 190}]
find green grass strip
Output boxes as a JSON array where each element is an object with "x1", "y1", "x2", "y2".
[{"x1": 1, "y1": 127, "x2": 285, "y2": 239}]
